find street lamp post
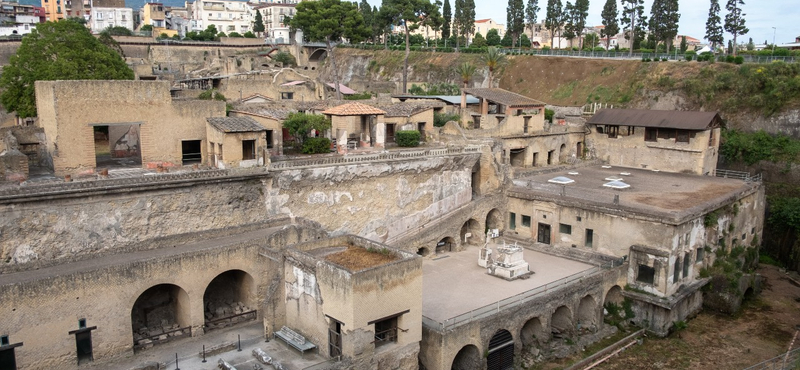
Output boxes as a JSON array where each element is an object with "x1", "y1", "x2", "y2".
[{"x1": 772, "y1": 27, "x2": 776, "y2": 56}]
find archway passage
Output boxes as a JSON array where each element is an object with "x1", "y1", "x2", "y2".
[
  {"x1": 603, "y1": 285, "x2": 626, "y2": 324},
  {"x1": 551, "y1": 305, "x2": 573, "y2": 339},
  {"x1": 451, "y1": 344, "x2": 481, "y2": 370},
  {"x1": 308, "y1": 48, "x2": 327, "y2": 62},
  {"x1": 559, "y1": 143, "x2": 568, "y2": 163},
  {"x1": 436, "y1": 237, "x2": 455, "y2": 254},
  {"x1": 417, "y1": 247, "x2": 430, "y2": 256},
  {"x1": 487, "y1": 329, "x2": 514, "y2": 370},
  {"x1": 461, "y1": 218, "x2": 482, "y2": 246},
  {"x1": 577, "y1": 295, "x2": 597, "y2": 333},
  {"x1": 203, "y1": 270, "x2": 257, "y2": 331},
  {"x1": 485, "y1": 208, "x2": 503, "y2": 233},
  {"x1": 521, "y1": 317, "x2": 546, "y2": 347},
  {"x1": 131, "y1": 284, "x2": 191, "y2": 350}
]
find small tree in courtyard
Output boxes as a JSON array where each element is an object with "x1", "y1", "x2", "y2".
[{"x1": 282, "y1": 113, "x2": 332, "y2": 148}]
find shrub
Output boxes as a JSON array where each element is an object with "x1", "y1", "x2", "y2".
[
  {"x1": 734, "y1": 56, "x2": 744, "y2": 64},
  {"x1": 544, "y1": 108, "x2": 554, "y2": 123},
  {"x1": 434, "y1": 112, "x2": 460, "y2": 127},
  {"x1": 685, "y1": 55, "x2": 693, "y2": 61},
  {"x1": 344, "y1": 92, "x2": 372, "y2": 100},
  {"x1": 301, "y1": 137, "x2": 331, "y2": 154},
  {"x1": 272, "y1": 51, "x2": 296, "y2": 66},
  {"x1": 396, "y1": 130, "x2": 421, "y2": 147},
  {"x1": 661, "y1": 58, "x2": 667, "y2": 62},
  {"x1": 198, "y1": 89, "x2": 226, "y2": 101},
  {"x1": 726, "y1": 55, "x2": 735, "y2": 63},
  {"x1": 542, "y1": 46, "x2": 550, "y2": 51}
]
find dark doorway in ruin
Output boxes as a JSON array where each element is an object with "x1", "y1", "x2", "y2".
[
  {"x1": 577, "y1": 142, "x2": 583, "y2": 158},
  {"x1": 0, "y1": 338, "x2": 20, "y2": 370},
  {"x1": 559, "y1": 143, "x2": 568, "y2": 162},
  {"x1": 551, "y1": 306, "x2": 573, "y2": 338},
  {"x1": 577, "y1": 295, "x2": 597, "y2": 332},
  {"x1": 436, "y1": 237, "x2": 455, "y2": 254},
  {"x1": 471, "y1": 162, "x2": 481, "y2": 199},
  {"x1": 532, "y1": 152, "x2": 539, "y2": 167},
  {"x1": 537, "y1": 223, "x2": 551, "y2": 244},
  {"x1": 328, "y1": 318, "x2": 343, "y2": 358},
  {"x1": 547, "y1": 150, "x2": 554, "y2": 165},
  {"x1": 509, "y1": 148, "x2": 525, "y2": 167},
  {"x1": 131, "y1": 284, "x2": 191, "y2": 351},
  {"x1": 75, "y1": 331, "x2": 93, "y2": 364},
  {"x1": 451, "y1": 344, "x2": 481, "y2": 370},
  {"x1": 93, "y1": 124, "x2": 142, "y2": 169},
  {"x1": 461, "y1": 219, "x2": 482, "y2": 246},
  {"x1": 485, "y1": 209, "x2": 503, "y2": 232},
  {"x1": 520, "y1": 317, "x2": 546, "y2": 347},
  {"x1": 181, "y1": 140, "x2": 202, "y2": 165},
  {"x1": 417, "y1": 247, "x2": 430, "y2": 256},
  {"x1": 203, "y1": 270, "x2": 257, "y2": 332},
  {"x1": 386, "y1": 124, "x2": 395, "y2": 143},
  {"x1": 486, "y1": 329, "x2": 514, "y2": 370}
]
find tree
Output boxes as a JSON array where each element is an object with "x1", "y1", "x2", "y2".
[
  {"x1": 455, "y1": 61, "x2": 476, "y2": 87},
  {"x1": 282, "y1": 113, "x2": 332, "y2": 147},
  {"x1": 520, "y1": 33, "x2": 531, "y2": 47},
  {"x1": 381, "y1": 0, "x2": 441, "y2": 93},
  {"x1": 486, "y1": 28, "x2": 501, "y2": 45},
  {"x1": 243, "y1": 31, "x2": 256, "y2": 38},
  {"x1": 453, "y1": 0, "x2": 464, "y2": 47},
  {"x1": 584, "y1": 32, "x2": 599, "y2": 48},
  {"x1": 572, "y1": 0, "x2": 589, "y2": 49},
  {"x1": 453, "y1": 0, "x2": 475, "y2": 48},
  {"x1": 104, "y1": 26, "x2": 133, "y2": 36},
  {"x1": 621, "y1": 0, "x2": 646, "y2": 56},
  {"x1": 500, "y1": 30, "x2": 513, "y2": 47},
  {"x1": 562, "y1": 1, "x2": 576, "y2": 48},
  {"x1": 544, "y1": 0, "x2": 562, "y2": 48},
  {"x1": 0, "y1": 19, "x2": 134, "y2": 118},
  {"x1": 680, "y1": 35, "x2": 687, "y2": 53},
  {"x1": 525, "y1": 0, "x2": 540, "y2": 39},
  {"x1": 482, "y1": 46, "x2": 507, "y2": 87},
  {"x1": 507, "y1": 0, "x2": 525, "y2": 48},
  {"x1": 291, "y1": 0, "x2": 369, "y2": 100},
  {"x1": 705, "y1": 0, "x2": 723, "y2": 53},
  {"x1": 472, "y1": 32, "x2": 488, "y2": 47},
  {"x1": 253, "y1": 10, "x2": 265, "y2": 33},
  {"x1": 724, "y1": 0, "x2": 748, "y2": 56},
  {"x1": 648, "y1": 0, "x2": 679, "y2": 53},
  {"x1": 746, "y1": 37, "x2": 754, "y2": 51},
  {"x1": 140, "y1": 24, "x2": 153, "y2": 32},
  {"x1": 442, "y1": 0, "x2": 452, "y2": 40},
  {"x1": 600, "y1": 0, "x2": 618, "y2": 50},
  {"x1": 359, "y1": 0, "x2": 374, "y2": 41}
]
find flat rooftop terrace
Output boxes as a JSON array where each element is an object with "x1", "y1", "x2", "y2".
[
  {"x1": 422, "y1": 245, "x2": 594, "y2": 328},
  {"x1": 509, "y1": 165, "x2": 758, "y2": 223}
]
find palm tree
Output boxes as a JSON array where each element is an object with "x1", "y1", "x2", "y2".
[
  {"x1": 455, "y1": 62, "x2": 476, "y2": 111},
  {"x1": 481, "y1": 46, "x2": 507, "y2": 87}
]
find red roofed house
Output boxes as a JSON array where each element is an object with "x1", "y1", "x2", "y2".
[{"x1": 322, "y1": 102, "x2": 387, "y2": 153}]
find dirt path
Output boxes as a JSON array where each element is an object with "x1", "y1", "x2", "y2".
[{"x1": 590, "y1": 265, "x2": 800, "y2": 370}]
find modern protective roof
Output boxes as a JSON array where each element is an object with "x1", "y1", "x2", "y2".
[
  {"x1": 381, "y1": 102, "x2": 433, "y2": 117},
  {"x1": 206, "y1": 116, "x2": 266, "y2": 132},
  {"x1": 587, "y1": 109, "x2": 722, "y2": 130},
  {"x1": 325, "y1": 83, "x2": 356, "y2": 95},
  {"x1": 281, "y1": 80, "x2": 306, "y2": 86},
  {"x1": 322, "y1": 102, "x2": 386, "y2": 116},
  {"x1": 462, "y1": 88, "x2": 546, "y2": 107},
  {"x1": 393, "y1": 95, "x2": 479, "y2": 105}
]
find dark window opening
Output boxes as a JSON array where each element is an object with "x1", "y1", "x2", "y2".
[
  {"x1": 373, "y1": 317, "x2": 398, "y2": 347},
  {"x1": 266, "y1": 130, "x2": 274, "y2": 149},
  {"x1": 627, "y1": 126, "x2": 635, "y2": 136},
  {"x1": 676, "y1": 130, "x2": 691, "y2": 143},
  {"x1": 644, "y1": 127, "x2": 657, "y2": 142},
  {"x1": 532, "y1": 152, "x2": 539, "y2": 167},
  {"x1": 523, "y1": 116, "x2": 530, "y2": 133},
  {"x1": 576, "y1": 216, "x2": 582, "y2": 222},
  {"x1": 521, "y1": 215, "x2": 531, "y2": 227},
  {"x1": 585, "y1": 229, "x2": 594, "y2": 248},
  {"x1": 547, "y1": 150, "x2": 554, "y2": 165},
  {"x1": 509, "y1": 212, "x2": 516, "y2": 230},
  {"x1": 559, "y1": 223, "x2": 572, "y2": 234},
  {"x1": 242, "y1": 140, "x2": 256, "y2": 160},
  {"x1": 280, "y1": 92, "x2": 294, "y2": 100},
  {"x1": 329, "y1": 318, "x2": 342, "y2": 358},
  {"x1": 673, "y1": 259, "x2": 681, "y2": 283},
  {"x1": 657, "y1": 128, "x2": 675, "y2": 140},
  {"x1": 696, "y1": 248, "x2": 704, "y2": 263},
  {"x1": 683, "y1": 252, "x2": 691, "y2": 278},
  {"x1": 78, "y1": 318, "x2": 86, "y2": 329},
  {"x1": 637, "y1": 264, "x2": 656, "y2": 285},
  {"x1": 0, "y1": 336, "x2": 8, "y2": 346},
  {"x1": 596, "y1": 126, "x2": 604, "y2": 134},
  {"x1": 537, "y1": 223, "x2": 551, "y2": 244},
  {"x1": 606, "y1": 125, "x2": 619, "y2": 138},
  {"x1": 709, "y1": 129, "x2": 715, "y2": 147},
  {"x1": 181, "y1": 140, "x2": 202, "y2": 165}
]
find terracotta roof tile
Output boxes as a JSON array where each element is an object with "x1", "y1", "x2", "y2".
[
  {"x1": 322, "y1": 102, "x2": 386, "y2": 116},
  {"x1": 463, "y1": 88, "x2": 546, "y2": 107}
]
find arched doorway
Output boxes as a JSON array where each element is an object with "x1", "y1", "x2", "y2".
[
  {"x1": 485, "y1": 208, "x2": 503, "y2": 233},
  {"x1": 451, "y1": 344, "x2": 481, "y2": 370},
  {"x1": 436, "y1": 237, "x2": 455, "y2": 254},
  {"x1": 417, "y1": 247, "x2": 430, "y2": 256},
  {"x1": 308, "y1": 48, "x2": 327, "y2": 62},
  {"x1": 461, "y1": 218, "x2": 482, "y2": 246},
  {"x1": 131, "y1": 284, "x2": 191, "y2": 350},
  {"x1": 603, "y1": 285, "x2": 625, "y2": 323},
  {"x1": 551, "y1": 305, "x2": 573, "y2": 338},
  {"x1": 203, "y1": 270, "x2": 257, "y2": 331},
  {"x1": 487, "y1": 329, "x2": 514, "y2": 370},
  {"x1": 520, "y1": 317, "x2": 546, "y2": 347},
  {"x1": 577, "y1": 295, "x2": 597, "y2": 332},
  {"x1": 559, "y1": 143, "x2": 568, "y2": 163},
  {"x1": 471, "y1": 162, "x2": 481, "y2": 198}
]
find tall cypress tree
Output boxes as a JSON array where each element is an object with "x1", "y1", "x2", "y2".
[
  {"x1": 649, "y1": 0, "x2": 679, "y2": 53},
  {"x1": 620, "y1": 0, "x2": 645, "y2": 56},
  {"x1": 463, "y1": 0, "x2": 476, "y2": 44},
  {"x1": 525, "y1": 0, "x2": 539, "y2": 39},
  {"x1": 572, "y1": 0, "x2": 589, "y2": 49},
  {"x1": 600, "y1": 0, "x2": 618, "y2": 50},
  {"x1": 705, "y1": 0, "x2": 723, "y2": 53},
  {"x1": 359, "y1": 0, "x2": 374, "y2": 42},
  {"x1": 724, "y1": 0, "x2": 748, "y2": 56},
  {"x1": 544, "y1": 0, "x2": 562, "y2": 48},
  {"x1": 507, "y1": 0, "x2": 526, "y2": 47},
  {"x1": 253, "y1": 10, "x2": 265, "y2": 34},
  {"x1": 442, "y1": 0, "x2": 452, "y2": 40},
  {"x1": 454, "y1": 0, "x2": 464, "y2": 48}
]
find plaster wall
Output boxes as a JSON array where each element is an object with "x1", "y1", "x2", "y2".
[{"x1": 228, "y1": 111, "x2": 283, "y2": 156}]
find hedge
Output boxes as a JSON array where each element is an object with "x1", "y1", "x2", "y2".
[
  {"x1": 302, "y1": 137, "x2": 331, "y2": 154},
  {"x1": 396, "y1": 130, "x2": 420, "y2": 147}
]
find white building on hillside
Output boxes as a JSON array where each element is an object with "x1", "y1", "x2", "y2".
[
  {"x1": 252, "y1": 2, "x2": 295, "y2": 37},
  {"x1": 90, "y1": 7, "x2": 134, "y2": 33},
  {"x1": 474, "y1": 18, "x2": 504, "y2": 39},
  {"x1": 191, "y1": 0, "x2": 251, "y2": 34}
]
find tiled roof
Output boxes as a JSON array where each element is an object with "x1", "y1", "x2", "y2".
[
  {"x1": 322, "y1": 102, "x2": 386, "y2": 116},
  {"x1": 463, "y1": 88, "x2": 546, "y2": 107},
  {"x1": 587, "y1": 109, "x2": 721, "y2": 130},
  {"x1": 380, "y1": 102, "x2": 434, "y2": 117},
  {"x1": 207, "y1": 116, "x2": 266, "y2": 132},
  {"x1": 232, "y1": 106, "x2": 294, "y2": 120}
]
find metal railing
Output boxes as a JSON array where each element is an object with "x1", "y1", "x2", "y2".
[
  {"x1": 716, "y1": 169, "x2": 763, "y2": 183},
  {"x1": 742, "y1": 347, "x2": 800, "y2": 370},
  {"x1": 270, "y1": 145, "x2": 482, "y2": 170},
  {"x1": 422, "y1": 265, "x2": 606, "y2": 332},
  {"x1": 203, "y1": 310, "x2": 257, "y2": 331}
]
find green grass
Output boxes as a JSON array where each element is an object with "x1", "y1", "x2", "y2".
[{"x1": 552, "y1": 81, "x2": 578, "y2": 100}]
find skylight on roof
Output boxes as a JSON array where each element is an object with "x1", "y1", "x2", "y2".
[
  {"x1": 601, "y1": 165, "x2": 612, "y2": 169},
  {"x1": 548, "y1": 176, "x2": 575, "y2": 184},
  {"x1": 605, "y1": 176, "x2": 623, "y2": 181},
  {"x1": 603, "y1": 180, "x2": 631, "y2": 189},
  {"x1": 620, "y1": 172, "x2": 631, "y2": 176},
  {"x1": 568, "y1": 171, "x2": 580, "y2": 175}
]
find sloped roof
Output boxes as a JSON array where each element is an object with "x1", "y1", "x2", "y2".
[
  {"x1": 587, "y1": 109, "x2": 721, "y2": 130},
  {"x1": 207, "y1": 116, "x2": 266, "y2": 132},
  {"x1": 463, "y1": 88, "x2": 545, "y2": 107},
  {"x1": 240, "y1": 93, "x2": 273, "y2": 103},
  {"x1": 281, "y1": 80, "x2": 306, "y2": 86},
  {"x1": 232, "y1": 106, "x2": 294, "y2": 121},
  {"x1": 322, "y1": 102, "x2": 386, "y2": 116},
  {"x1": 325, "y1": 83, "x2": 357, "y2": 95},
  {"x1": 381, "y1": 102, "x2": 434, "y2": 117}
]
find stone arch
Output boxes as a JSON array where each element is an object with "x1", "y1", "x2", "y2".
[
  {"x1": 436, "y1": 236, "x2": 456, "y2": 254},
  {"x1": 451, "y1": 344, "x2": 481, "y2": 370},
  {"x1": 520, "y1": 317, "x2": 546, "y2": 347},
  {"x1": 487, "y1": 329, "x2": 514, "y2": 370},
  {"x1": 202, "y1": 270, "x2": 257, "y2": 331},
  {"x1": 461, "y1": 218, "x2": 483, "y2": 246},
  {"x1": 308, "y1": 48, "x2": 327, "y2": 62},
  {"x1": 417, "y1": 247, "x2": 430, "y2": 256},
  {"x1": 577, "y1": 295, "x2": 598, "y2": 331},
  {"x1": 130, "y1": 284, "x2": 191, "y2": 349},
  {"x1": 558, "y1": 143, "x2": 568, "y2": 163},
  {"x1": 485, "y1": 208, "x2": 503, "y2": 232},
  {"x1": 604, "y1": 285, "x2": 624, "y2": 307},
  {"x1": 551, "y1": 305, "x2": 573, "y2": 337}
]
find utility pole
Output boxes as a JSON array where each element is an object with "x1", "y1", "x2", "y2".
[{"x1": 771, "y1": 27, "x2": 776, "y2": 56}]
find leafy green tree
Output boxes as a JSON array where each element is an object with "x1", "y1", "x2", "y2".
[
  {"x1": 746, "y1": 37, "x2": 754, "y2": 51},
  {"x1": 359, "y1": 0, "x2": 374, "y2": 41},
  {"x1": 442, "y1": 0, "x2": 452, "y2": 40},
  {"x1": 649, "y1": 0, "x2": 679, "y2": 53},
  {"x1": 453, "y1": 0, "x2": 474, "y2": 48},
  {"x1": 571, "y1": 0, "x2": 589, "y2": 49},
  {"x1": 0, "y1": 19, "x2": 134, "y2": 118},
  {"x1": 724, "y1": 0, "x2": 748, "y2": 56},
  {"x1": 482, "y1": 46, "x2": 507, "y2": 87},
  {"x1": 381, "y1": 0, "x2": 441, "y2": 92},
  {"x1": 291, "y1": 0, "x2": 369, "y2": 99},
  {"x1": 584, "y1": 32, "x2": 599, "y2": 48},
  {"x1": 227, "y1": 32, "x2": 242, "y2": 37},
  {"x1": 520, "y1": 33, "x2": 531, "y2": 47},
  {"x1": 486, "y1": 28, "x2": 501, "y2": 45},
  {"x1": 419, "y1": 0, "x2": 444, "y2": 44},
  {"x1": 525, "y1": 0, "x2": 540, "y2": 38},
  {"x1": 600, "y1": 0, "x2": 618, "y2": 50},
  {"x1": 562, "y1": 1, "x2": 576, "y2": 47},
  {"x1": 705, "y1": 0, "x2": 723, "y2": 52},
  {"x1": 455, "y1": 61, "x2": 476, "y2": 87},
  {"x1": 244, "y1": 31, "x2": 256, "y2": 38},
  {"x1": 104, "y1": 25, "x2": 133, "y2": 36},
  {"x1": 501, "y1": 30, "x2": 513, "y2": 46},
  {"x1": 273, "y1": 51, "x2": 297, "y2": 66},
  {"x1": 282, "y1": 113, "x2": 332, "y2": 146},
  {"x1": 140, "y1": 24, "x2": 153, "y2": 32},
  {"x1": 680, "y1": 35, "x2": 687, "y2": 53},
  {"x1": 621, "y1": 0, "x2": 646, "y2": 55},
  {"x1": 507, "y1": 0, "x2": 525, "y2": 48},
  {"x1": 253, "y1": 10, "x2": 265, "y2": 33},
  {"x1": 472, "y1": 32, "x2": 487, "y2": 47},
  {"x1": 544, "y1": 0, "x2": 562, "y2": 48}
]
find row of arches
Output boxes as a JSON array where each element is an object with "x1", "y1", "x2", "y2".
[
  {"x1": 417, "y1": 208, "x2": 504, "y2": 257},
  {"x1": 451, "y1": 286, "x2": 624, "y2": 370},
  {"x1": 130, "y1": 270, "x2": 256, "y2": 350}
]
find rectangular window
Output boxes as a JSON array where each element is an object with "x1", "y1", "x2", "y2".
[
  {"x1": 636, "y1": 264, "x2": 655, "y2": 285},
  {"x1": 696, "y1": 248, "x2": 704, "y2": 263},
  {"x1": 78, "y1": 318, "x2": 86, "y2": 329},
  {"x1": 0, "y1": 335, "x2": 8, "y2": 346},
  {"x1": 373, "y1": 317, "x2": 398, "y2": 347},
  {"x1": 266, "y1": 130, "x2": 274, "y2": 149},
  {"x1": 676, "y1": 130, "x2": 691, "y2": 143},
  {"x1": 644, "y1": 127, "x2": 657, "y2": 142},
  {"x1": 709, "y1": 129, "x2": 715, "y2": 147},
  {"x1": 585, "y1": 229, "x2": 593, "y2": 248},
  {"x1": 509, "y1": 212, "x2": 516, "y2": 230},
  {"x1": 281, "y1": 92, "x2": 293, "y2": 100},
  {"x1": 559, "y1": 223, "x2": 572, "y2": 234},
  {"x1": 521, "y1": 215, "x2": 531, "y2": 227},
  {"x1": 242, "y1": 140, "x2": 255, "y2": 160},
  {"x1": 673, "y1": 259, "x2": 681, "y2": 283},
  {"x1": 657, "y1": 128, "x2": 675, "y2": 140},
  {"x1": 523, "y1": 116, "x2": 530, "y2": 133}
]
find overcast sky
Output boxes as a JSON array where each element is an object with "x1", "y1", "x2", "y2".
[{"x1": 366, "y1": 0, "x2": 799, "y2": 45}]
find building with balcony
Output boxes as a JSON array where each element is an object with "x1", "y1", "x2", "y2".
[
  {"x1": 90, "y1": 0, "x2": 133, "y2": 33},
  {"x1": 40, "y1": 0, "x2": 89, "y2": 22},
  {"x1": 252, "y1": 2, "x2": 294, "y2": 38},
  {"x1": 190, "y1": 0, "x2": 251, "y2": 34},
  {"x1": 0, "y1": 2, "x2": 43, "y2": 36}
]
